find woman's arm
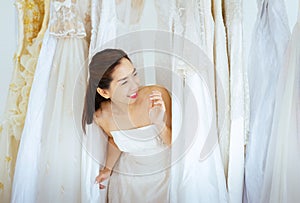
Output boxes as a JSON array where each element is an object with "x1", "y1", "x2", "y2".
[
  {"x1": 104, "y1": 136, "x2": 121, "y2": 171},
  {"x1": 94, "y1": 112, "x2": 121, "y2": 189},
  {"x1": 95, "y1": 136, "x2": 121, "y2": 189},
  {"x1": 94, "y1": 111, "x2": 121, "y2": 171}
]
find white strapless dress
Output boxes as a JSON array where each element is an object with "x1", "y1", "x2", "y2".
[{"x1": 107, "y1": 124, "x2": 170, "y2": 203}]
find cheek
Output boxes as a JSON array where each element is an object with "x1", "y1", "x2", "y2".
[
  {"x1": 112, "y1": 85, "x2": 129, "y2": 98},
  {"x1": 109, "y1": 84, "x2": 122, "y2": 98}
]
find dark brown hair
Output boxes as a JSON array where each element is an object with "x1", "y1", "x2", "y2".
[{"x1": 82, "y1": 49, "x2": 131, "y2": 133}]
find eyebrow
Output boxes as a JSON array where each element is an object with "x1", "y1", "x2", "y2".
[{"x1": 117, "y1": 68, "x2": 136, "y2": 82}]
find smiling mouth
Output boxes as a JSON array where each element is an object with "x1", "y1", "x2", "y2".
[{"x1": 128, "y1": 92, "x2": 138, "y2": 99}]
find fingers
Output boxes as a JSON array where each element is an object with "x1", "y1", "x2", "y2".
[
  {"x1": 95, "y1": 177, "x2": 102, "y2": 184},
  {"x1": 148, "y1": 90, "x2": 167, "y2": 126},
  {"x1": 95, "y1": 173, "x2": 109, "y2": 190},
  {"x1": 149, "y1": 90, "x2": 165, "y2": 110},
  {"x1": 152, "y1": 100, "x2": 164, "y2": 105},
  {"x1": 95, "y1": 177, "x2": 108, "y2": 190},
  {"x1": 149, "y1": 90, "x2": 162, "y2": 100}
]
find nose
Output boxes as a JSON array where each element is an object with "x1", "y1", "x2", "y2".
[{"x1": 129, "y1": 76, "x2": 139, "y2": 91}]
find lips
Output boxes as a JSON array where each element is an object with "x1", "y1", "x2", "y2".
[{"x1": 129, "y1": 92, "x2": 138, "y2": 99}]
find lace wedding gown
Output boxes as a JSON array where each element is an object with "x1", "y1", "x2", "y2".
[
  {"x1": 170, "y1": 0, "x2": 228, "y2": 202},
  {"x1": 11, "y1": 0, "x2": 90, "y2": 202}
]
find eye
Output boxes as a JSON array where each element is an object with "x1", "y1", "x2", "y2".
[
  {"x1": 133, "y1": 72, "x2": 138, "y2": 76},
  {"x1": 121, "y1": 81, "x2": 128, "y2": 85}
]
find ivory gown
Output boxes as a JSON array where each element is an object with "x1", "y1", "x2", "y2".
[
  {"x1": 244, "y1": 0, "x2": 290, "y2": 202},
  {"x1": 11, "y1": 0, "x2": 90, "y2": 202},
  {"x1": 107, "y1": 125, "x2": 170, "y2": 203},
  {"x1": 260, "y1": 1, "x2": 300, "y2": 202}
]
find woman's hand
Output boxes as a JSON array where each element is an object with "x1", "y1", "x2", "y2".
[
  {"x1": 148, "y1": 90, "x2": 166, "y2": 128},
  {"x1": 95, "y1": 167, "x2": 111, "y2": 189}
]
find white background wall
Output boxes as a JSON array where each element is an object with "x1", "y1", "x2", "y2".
[{"x1": 0, "y1": 0, "x2": 298, "y2": 120}]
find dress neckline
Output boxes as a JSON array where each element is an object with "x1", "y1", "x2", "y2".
[{"x1": 110, "y1": 124, "x2": 155, "y2": 133}]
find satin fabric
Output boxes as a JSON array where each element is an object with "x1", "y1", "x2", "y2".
[{"x1": 108, "y1": 125, "x2": 170, "y2": 203}]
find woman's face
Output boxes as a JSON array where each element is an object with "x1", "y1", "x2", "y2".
[{"x1": 107, "y1": 58, "x2": 140, "y2": 105}]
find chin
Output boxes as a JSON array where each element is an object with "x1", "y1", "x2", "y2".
[
  {"x1": 125, "y1": 97, "x2": 138, "y2": 104},
  {"x1": 128, "y1": 99, "x2": 137, "y2": 104}
]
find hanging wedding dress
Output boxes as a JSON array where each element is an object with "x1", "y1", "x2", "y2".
[
  {"x1": 11, "y1": 0, "x2": 90, "y2": 202},
  {"x1": 35, "y1": 0, "x2": 90, "y2": 201},
  {"x1": 260, "y1": 1, "x2": 300, "y2": 202},
  {"x1": 11, "y1": 30, "x2": 58, "y2": 203},
  {"x1": 223, "y1": 0, "x2": 245, "y2": 202},
  {"x1": 89, "y1": 0, "x2": 147, "y2": 55},
  {"x1": 170, "y1": 66, "x2": 228, "y2": 203},
  {"x1": 0, "y1": 0, "x2": 47, "y2": 202},
  {"x1": 170, "y1": 1, "x2": 228, "y2": 202},
  {"x1": 211, "y1": 0, "x2": 231, "y2": 180},
  {"x1": 244, "y1": 0, "x2": 290, "y2": 202}
]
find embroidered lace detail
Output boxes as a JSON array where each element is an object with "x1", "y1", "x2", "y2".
[
  {"x1": 50, "y1": 0, "x2": 86, "y2": 38},
  {"x1": 175, "y1": 60, "x2": 195, "y2": 86},
  {"x1": 169, "y1": 3, "x2": 184, "y2": 34}
]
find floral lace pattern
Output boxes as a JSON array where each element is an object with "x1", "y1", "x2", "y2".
[{"x1": 50, "y1": 0, "x2": 86, "y2": 38}]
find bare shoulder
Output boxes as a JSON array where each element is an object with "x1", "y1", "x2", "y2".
[
  {"x1": 138, "y1": 85, "x2": 171, "y2": 97},
  {"x1": 93, "y1": 101, "x2": 112, "y2": 136}
]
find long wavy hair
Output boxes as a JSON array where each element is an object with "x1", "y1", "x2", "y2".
[{"x1": 82, "y1": 49, "x2": 131, "y2": 133}]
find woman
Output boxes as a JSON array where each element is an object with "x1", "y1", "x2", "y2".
[{"x1": 82, "y1": 49, "x2": 172, "y2": 202}]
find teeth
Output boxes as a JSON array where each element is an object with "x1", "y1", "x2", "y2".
[{"x1": 130, "y1": 93, "x2": 136, "y2": 97}]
